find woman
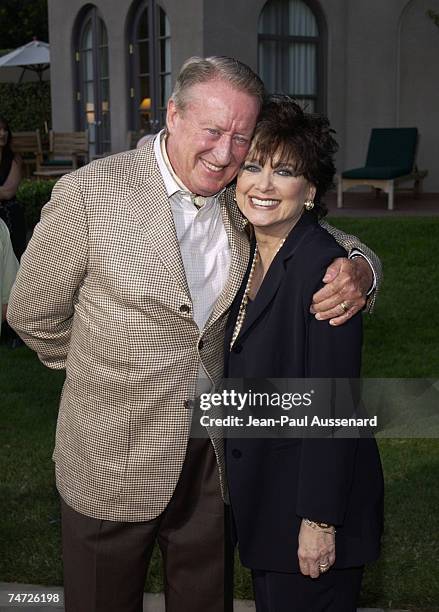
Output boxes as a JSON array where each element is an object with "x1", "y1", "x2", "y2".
[
  {"x1": 225, "y1": 96, "x2": 383, "y2": 611},
  {"x1": 0, "y1": 115, "x2": 26, "y2": 260}
]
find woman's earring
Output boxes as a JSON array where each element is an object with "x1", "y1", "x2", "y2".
[{"x1": 304, "y1": 200, "x2": 314, "y2": 211}]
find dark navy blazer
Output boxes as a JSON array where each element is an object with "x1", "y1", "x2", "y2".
[{"x1": 224, "y1": 212, "x2": 384, "y2": 573}]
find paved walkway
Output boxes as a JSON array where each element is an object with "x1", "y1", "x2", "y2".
[
  {"x1": 0, "y1": 583, "x2": 410, "y2": 611},
  {"x1": 325, "y1": 191, "x2": 439, "y2": 217}
]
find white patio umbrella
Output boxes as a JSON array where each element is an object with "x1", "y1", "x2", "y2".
[{"x1": 0, "y1": 39, "x2": 50, "y2": 83}]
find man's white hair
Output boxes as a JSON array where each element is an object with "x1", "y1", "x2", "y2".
[{"x1": 171, "y1": 55, "x2": 266, "y2": 111}]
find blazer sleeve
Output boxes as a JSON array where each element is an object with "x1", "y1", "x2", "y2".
[
  {"x1": 295, "y1": 254, "x2": 363, "y2": 526},
  {"x1": 7, "y1": 171, "x2": 89, "y2": 369},
  {"x1": 319, "y1": 218, "x2": 382, "y2": 313}
]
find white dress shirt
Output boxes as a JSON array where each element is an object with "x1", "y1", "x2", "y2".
[{"x1": 154, "y1": 131, "x2": 231, "y2": 332}]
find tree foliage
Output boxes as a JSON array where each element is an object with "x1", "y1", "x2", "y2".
[
  {"x1": 0, "y1": 82, "x2": 51, "y2": 133},
  {"x1": 427, "y1": 9, "x2": 439, "y2": 29},
  {"x1": 0, "y1": 0, "x2": 48, "y2": 50}
]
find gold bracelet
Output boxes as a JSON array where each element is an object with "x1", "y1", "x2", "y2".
[{"x1": 303, "y1": 518, "x2": 336, "y2": 535}]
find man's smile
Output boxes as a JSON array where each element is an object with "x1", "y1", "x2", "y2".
[{"x1": 200, "y1": 158, "x2": 226, "y2": 173}]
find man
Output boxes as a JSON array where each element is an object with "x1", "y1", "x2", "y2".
[{"x1": 8, "y1": 56, "x2": 381, "y2": 612}]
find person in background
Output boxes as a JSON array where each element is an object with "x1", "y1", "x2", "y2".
[
  {"x1": 0, "y1": 115, "x2": 26, "y2": 260},
  {"x1": 0, "y1": 218, "x2": 19, "y2": 334},
  {"x1": 0, "y1": 115, "x2": 25, "y2": 347},
  {"x1": 225, "y1": 95, "x2": 384, "y2": 612}
]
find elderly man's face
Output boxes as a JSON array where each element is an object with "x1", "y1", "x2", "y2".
[{"x1": 166, "y1": 80, "x2": 260, "y2": 196}]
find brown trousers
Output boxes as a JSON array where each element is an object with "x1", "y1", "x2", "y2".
[{"x1": 61, "y1": 438, "x2": 233, "y2": 612}]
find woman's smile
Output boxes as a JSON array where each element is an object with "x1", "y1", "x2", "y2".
[{"x1": 248, "y1": 196, "x2": 281, "y2": 209}]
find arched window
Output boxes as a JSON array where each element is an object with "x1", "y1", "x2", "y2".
[
  {"x1": 75, "y1": 6, "x2": 111, "y2": 156},
  {"x1": 129, "y1": 1, "x2": 171, "y2": 133},
  {"x1": 258, "y1": 0, "x2": 325, "y2": 112}
]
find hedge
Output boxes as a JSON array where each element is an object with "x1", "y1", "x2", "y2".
[
  {"x1": 0, "y1": 81, "x2": 51, "y2": 133},
  {"x1": 17, "y1": 179, "x2": 56, "y2": 231}
]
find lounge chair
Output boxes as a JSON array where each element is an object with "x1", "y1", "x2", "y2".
[{"x1": 337, "y1": 128, "x2": 428, "y2": 211}]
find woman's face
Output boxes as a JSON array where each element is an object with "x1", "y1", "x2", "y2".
[{"x1": 236, "y1": 152, "x2": 316, "y2": 236}]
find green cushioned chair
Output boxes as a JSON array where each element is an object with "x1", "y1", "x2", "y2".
[
  {"x1": 337, "y1": 128, "x2": 428, "y2": 211},
  {"x1": 41, "y1": 159, "x2": 74, "y2": 167}
]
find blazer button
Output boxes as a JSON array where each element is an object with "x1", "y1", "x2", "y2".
[
  {"x1": 232, "y1": 449, "x2": 242, "y2": 459},
  {"x1": 198, "y1": 339, "x2": 204, "y2": 350},
  {"x1": 232, "y1": 343, "x2": 243, "y2": 354},
  {"x1": 183, "y1": 400, "x2": 192, "y2": 409},
  {"x1": 180, "y1": 304, "x2": 190, "y2": 314}
]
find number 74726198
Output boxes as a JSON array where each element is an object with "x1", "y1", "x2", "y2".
[{"x1": 8, "y1": 592, "x2": 61, "y2": 603}]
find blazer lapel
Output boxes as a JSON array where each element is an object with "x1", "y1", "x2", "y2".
[
  {"x1": 205, "y1": 187, "x2": 250, "y2": 329},
  {"x1": 124, "y1": 148, "x2": 190, "y2": 297},
  {"x1": 237, "y1": 248, "x2": 285, "y2": 339},
  {"x1": 237, "y1": 213, "x2": 317, "y2": 341}
]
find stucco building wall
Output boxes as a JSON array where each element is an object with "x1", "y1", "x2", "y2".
[{"x1": 47, "y1": 0, "x2": 439, "y2": 190}]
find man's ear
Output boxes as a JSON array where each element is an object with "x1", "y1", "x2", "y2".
[{"x1": 166, "y1": 98, "x2": 179, "y2": 134}]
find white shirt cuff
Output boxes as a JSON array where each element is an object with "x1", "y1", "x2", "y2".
[{"x1": 349, "y1": 249, "x2": 377, "y2": 295}]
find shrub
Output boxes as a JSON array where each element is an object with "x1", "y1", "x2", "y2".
[{"x1": 17, "y1": 179, "x2": 56, "y2": 231}]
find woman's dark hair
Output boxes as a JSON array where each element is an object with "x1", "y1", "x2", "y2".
[
  {"x1": 0, "y1": 115, "x2": 14, "y2": 182},
  {"x1": 247, "y1": 95, "x2": 338, "y2": 218}
]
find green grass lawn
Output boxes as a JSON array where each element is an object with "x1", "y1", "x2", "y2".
[{"x1": 1, "y1": 217, "x2": 438, "y2": 610}]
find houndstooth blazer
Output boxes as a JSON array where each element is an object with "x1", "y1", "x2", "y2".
[{"x1": 8, "y1": 140, "x2": 381, "y2": 522}]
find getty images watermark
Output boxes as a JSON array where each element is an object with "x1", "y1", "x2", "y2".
[
  {"x1": 183, "y1": 379, "x2": 382, "y2": 438},
  {"x1": 197, "y1": 387, "x2": 377, "y2": 431},
  {"x1": 188, "y1": 379, "x2": 439, "y2": 438}
]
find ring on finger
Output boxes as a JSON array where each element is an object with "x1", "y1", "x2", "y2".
[
  {"x1": 340, "y1": 301, "x2": 349, "y2": 313},
  {"x1": 319, "y1": 562, "x2": 329, "y2": 572}
]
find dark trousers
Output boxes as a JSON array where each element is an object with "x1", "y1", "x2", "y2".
[
  {"x1": 61, "y1": 438, "x2": 233, "y2": 612},
  {"x1": 252, "y1": 566, "x2": 364, "y2": 612}
]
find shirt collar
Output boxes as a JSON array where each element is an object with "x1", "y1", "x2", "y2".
[{"x1": 154, "y1": 129, "x2": 183, "y2": 198}]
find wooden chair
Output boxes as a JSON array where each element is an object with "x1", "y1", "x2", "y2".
[
  {"x1": 12, "y1": 130, "x2": 44, "y2": 176},
  {"x1": 337, "y1": 128, "x2": 428, "y2": 211},
  {"x1": 34, "y1": 130, "x2": 89, "y2": 178}
]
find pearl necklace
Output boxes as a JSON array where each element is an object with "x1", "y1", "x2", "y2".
[{"x1": 230, "y1": 236, "x2": 287, "y2": 350}]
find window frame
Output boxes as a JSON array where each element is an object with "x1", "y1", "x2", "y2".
[
  {"x1": 74, "y1": 6, "x2": 111, "y2": 156},
  {"x1": 258, "y1": 0, "x2": 327, "y2": 114},
  {"x1": 128, "y1": 0, "x2": 171, "y2": 133}
]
